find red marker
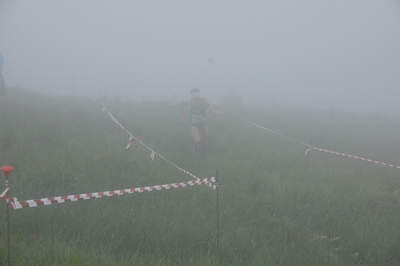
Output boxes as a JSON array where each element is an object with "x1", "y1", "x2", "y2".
[{"x1": 0, "y1": 166, "x2": 13, "y2": 177}]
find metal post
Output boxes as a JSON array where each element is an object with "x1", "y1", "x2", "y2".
[
  {"x1": 216, "y1": 169, "x2": 220, "y2": 257},
  {"x1": 123, "y1": 129, "x2": 127, "y2": 151},
  {"x1": 6, "y1": 175, "x2": 10, "y2": 266},
  {"x1": 1, "y1": 165, "x2": 14, "y2": 266},
  {"x1": 228, "y1": 108, "x2": 232, "y2": 140},
  {"x1": 305, "y1": 139, "x2": 312, "y2": 173}
]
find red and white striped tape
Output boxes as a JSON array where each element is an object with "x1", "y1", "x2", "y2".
[
  {"x1": 97, "y1": 93, "x2": 217, "y2": 189},
  {"x1": 10, "y1": 177, "x2": 217, "y2": 210},
  {"x1": 216, "y1": 111, "x2": 400, "y2": 170},
  {"x1": 215, "y1": 111, "x2": 309, "y2": 147},
  {"x1": 126, "y1": 136, "x2": 133, "y2": 149},
  {"x1": 0, "y1": 188, "x2": 8, "y2": 200},
  {"x1": 311, "y1": 147, "x2": 400, "y2": 169}
]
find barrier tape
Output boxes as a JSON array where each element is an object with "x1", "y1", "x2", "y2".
[
  {"x1": 216, "y1": 111, "x2": 400, "y2": 170},
  {"x1": 96, "y1": 93, "x2": 217, "y2": 190},
  {"x1": 215, "y1": 111, "x2": 310, "y2": 147},
  {"x1": 126, "y1": 136, "x2": 133, "y2": 149},
  {"x1": 9, "y1": 177, "x2": 217, "y2": 210},
  {"x1": 311, "y1": 147, "x2": 400, "y2": 169},
  {"x1": 0, "y1": 188, "x2": 8, "y2": 200}
]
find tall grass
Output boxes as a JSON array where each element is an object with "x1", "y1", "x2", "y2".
[{"x1": 1, "y1": 88, "x2": 400, "y2": 265}]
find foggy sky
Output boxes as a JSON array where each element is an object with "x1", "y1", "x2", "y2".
[{"x1": 1, "y1": 1, "x2": 399, "y2": 115}]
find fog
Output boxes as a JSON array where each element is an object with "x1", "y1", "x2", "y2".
[{"x1": 1, "y1": 1, "x2": 399, "y2": 115}]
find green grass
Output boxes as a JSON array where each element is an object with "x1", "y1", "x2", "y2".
[{"x1": 1, "y1": 88, "x2": 400, "y2": 265}]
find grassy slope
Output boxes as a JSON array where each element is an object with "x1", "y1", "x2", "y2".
[{"x1": 1, "y1": 88, "x2": 400, "y2": 265}]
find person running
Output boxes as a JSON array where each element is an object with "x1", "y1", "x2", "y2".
[
  {"x1": 180, "y1": 88, "x2": 215, "y2": 157},
  {"x1": 0, "y1": 53, "x2": 5, "y2": 97}
]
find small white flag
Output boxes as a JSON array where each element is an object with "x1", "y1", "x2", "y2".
[
  {"x1": 150, "y1": 151, "x2": 155, "y2": 163},
  {"x1": 126, "y1": 136, "x2": 133, "y2": 149}
]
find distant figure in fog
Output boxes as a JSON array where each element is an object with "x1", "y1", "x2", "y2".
[
  {"x1": 180, "y1": 88, "x2": 215, "y2": 157},
  {"x1": 0, "y1": 53, "x2": 5, "y2": 97}
]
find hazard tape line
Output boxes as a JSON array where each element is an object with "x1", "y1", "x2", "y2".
[
  {"x1": 97, "y1": 93, "x2": 217, "y2": 190},
  {"x1": 0, "y1": 188, "x2": 8, "y2": 200},
  {"x1": 124, "y1": 130, "x2": 217, "y2": 190},
  {"x1": 216, "y1": 111, "x2": 400, "y2": 170},
  {"x1": 215, "y1": 111, "x2": 309, "y2": 147},
  {"x1": 10, "y1": 177, "x2": 217, "y2": 210},
  {"x1": 311, "y1": 147, "x2": 400, "y2": 169}
]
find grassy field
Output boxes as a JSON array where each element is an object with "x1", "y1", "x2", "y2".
[{"x1": 1, "y1": 88, "x2": 400, "y2": 265}]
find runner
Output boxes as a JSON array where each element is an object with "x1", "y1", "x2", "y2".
[{"x1": 180, "y1": 88, "x2": 214, "y2": 157}]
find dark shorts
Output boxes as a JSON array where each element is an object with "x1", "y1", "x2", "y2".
[{"x1": 191, "y1": 122, "x2": 207, "y2": 131}]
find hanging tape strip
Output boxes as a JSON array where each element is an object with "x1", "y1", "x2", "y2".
[
  {"x1": 0, "y1": 188, "x2": 8, "y2": 200},
  {"x1": 96, "y1": 93, "x2": 216, "y2": 189}
]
